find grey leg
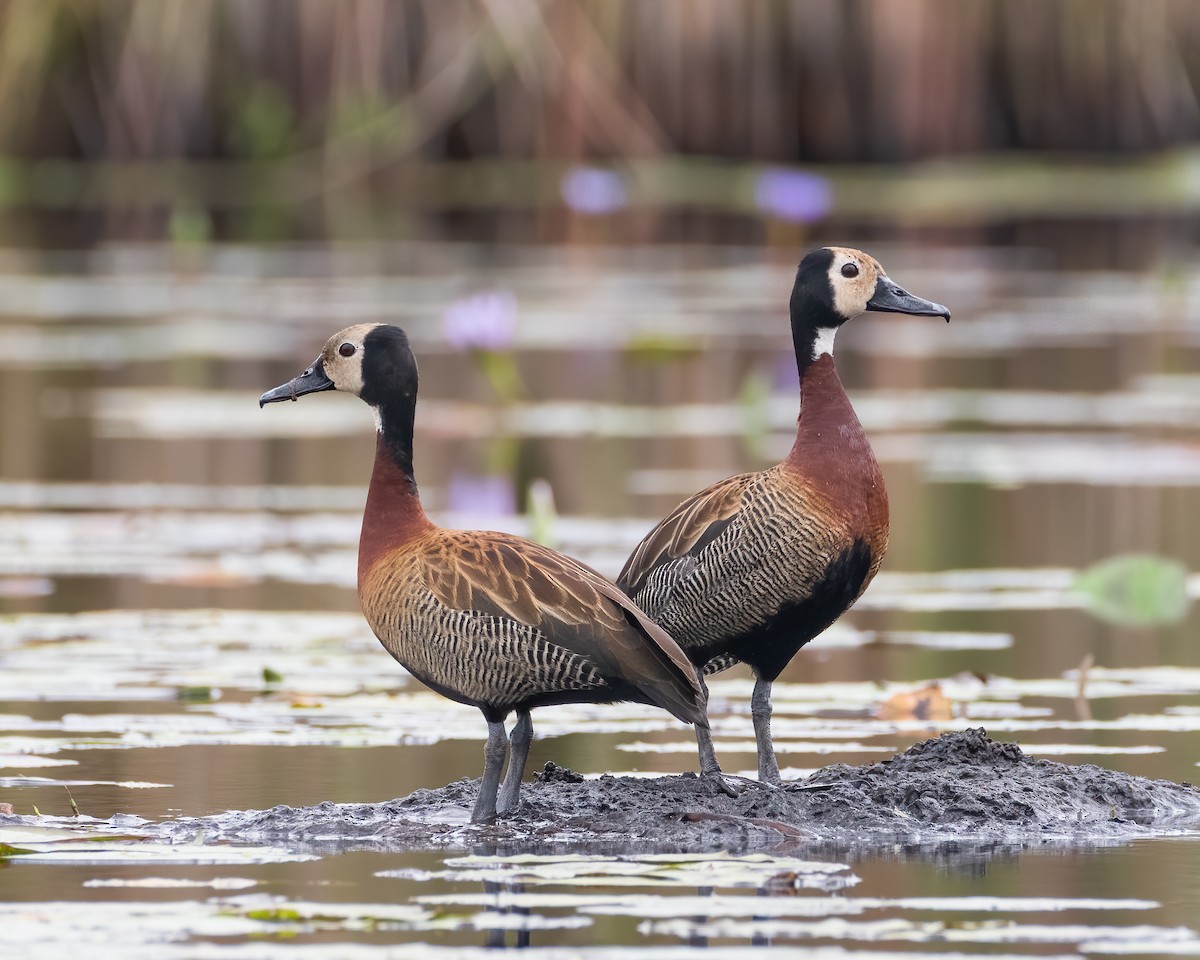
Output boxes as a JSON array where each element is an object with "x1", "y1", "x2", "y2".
[
  {"x1": 694, "y1": 675, "x2": 722, "y2": 776},
  {"x1": 696, "y1": 721, "x2": 722, "y2": 777},
  {"x1": 694, "y1": 676, "x2": 739, "y2": 798},
  {"x1": 752, "y1": 677, "x2": 782, "y2": 785},
  {"x1": 471, "y1": 718, "x2": 509, "y2": 823},
  {"x1": 497, "y1": 709, "x2": 532, "y2": 815}
]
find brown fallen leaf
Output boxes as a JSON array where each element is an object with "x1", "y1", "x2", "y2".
[{"x1": 875, "y1": 682, "x2": 954, "y2": 722}]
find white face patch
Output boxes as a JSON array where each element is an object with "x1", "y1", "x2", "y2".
[
  {"x1": 320, "y1": 321, "x2": 382, "y2": 396},
  {"x1": 825, "y1": 247, "x2": 881, "y2": 320},
  {"x1": 811, "y1": 327, "x2": 837, "y2": 359}
]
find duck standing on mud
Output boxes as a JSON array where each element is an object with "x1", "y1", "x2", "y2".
[
  {"x1": 261, "y1": 323, "x2": 706, "y2": 823},
  {"x1": 618, "y1": 247, "x2": 949, "y2": 787}
]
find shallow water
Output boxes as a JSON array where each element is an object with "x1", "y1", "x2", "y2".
[{"x1": 2, "y1": 240, "x2": 1199, "y2": 955}]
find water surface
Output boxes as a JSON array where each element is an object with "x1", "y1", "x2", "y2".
[{"x1": 2, "y1": 240, "x2": 1199, "y2": 956}]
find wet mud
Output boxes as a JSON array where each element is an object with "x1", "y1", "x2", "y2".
[{"x1": 157, "y1": 729, "x2": 1200, "y2": 852}]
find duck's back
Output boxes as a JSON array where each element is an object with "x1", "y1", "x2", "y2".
[{"x1": 359, "y1": 528, "x2": 704, "y2": 723}]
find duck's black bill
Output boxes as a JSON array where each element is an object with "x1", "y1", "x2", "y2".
[
  {"x1": 259, "y1": 358, "x2": 336, "y2": 407},
  {"x1": 867, "y1": 278, "x2": 951, "y2": 321}
]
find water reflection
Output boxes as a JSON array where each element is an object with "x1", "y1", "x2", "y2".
[{"x1": 481, "y1": 879, "x2": 532, "y2": 949}]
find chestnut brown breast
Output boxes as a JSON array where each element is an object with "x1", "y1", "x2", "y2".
[{"x1": 783, "y1": 354, "x2": 889, "y2": 572}]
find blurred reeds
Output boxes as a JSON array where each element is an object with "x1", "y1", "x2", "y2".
[
  {"x1": 0, "y1": 0, "x2": 1198, "y2": 236},
  {"x1": 3, "y1": 0, "x2": 1198, "y2": 163}
]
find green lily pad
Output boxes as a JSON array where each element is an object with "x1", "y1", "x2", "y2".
[{"x1": 1074, "y1": 554, "x2": 1191, "y2": 626}]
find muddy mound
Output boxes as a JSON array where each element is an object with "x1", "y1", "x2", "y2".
[{"x1": 162, "y1": 729, "x2": 1200, "y2": 852}]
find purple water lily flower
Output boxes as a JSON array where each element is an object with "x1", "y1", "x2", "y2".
[
  {"x1": 560, "y1": 166, "x2": 627, "y2": 215},
  {"x1": 773, "y1": 351, "x2": 800, "y2": 390},
  {"x1": 754, "y1": 168, "x2": 832, "y2": 223},
  {"x1": 443, "y1": 290, "x2": 517, "y2": 352},
  {"x1": 446, "y1": 472, "x2": 516, "y2": 517}
]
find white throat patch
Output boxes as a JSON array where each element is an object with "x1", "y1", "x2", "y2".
[{"x1": 811, "y1": 327, "x2": 837, "y2": 360}]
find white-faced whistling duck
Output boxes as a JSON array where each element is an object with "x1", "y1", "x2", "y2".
[
  {"x1": 260, "y1": 323, "x2": 706, "y2": 823},
  {"x1": 617, "y1": 247, "x2": 949, "y2": 788}
]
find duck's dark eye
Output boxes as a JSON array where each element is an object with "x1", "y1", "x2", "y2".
[
  {"x1": 338, "y1": 342, "x2": 356, "y2": 358},
  {"x1": 841, "y1": 263, "x2": 859, "y2": 278}
]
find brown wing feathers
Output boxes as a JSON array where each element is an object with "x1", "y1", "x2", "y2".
[
  {"x1": 420, "y1": 531, "x2": 705, "y2": 727},
  {"x1": 618, "y1": 474, "x2": 750, "y2": 602},
  {"x1": 581, "y1": 573, "x2": 706, "y2": 727}
]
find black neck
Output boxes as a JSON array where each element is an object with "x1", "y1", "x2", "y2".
[
  {"x1": 376, "y1": 392, "x2": 419, "y2": 493},
  {"x1": 789, "y1": 296, "x2": 841, "y2": 381}
]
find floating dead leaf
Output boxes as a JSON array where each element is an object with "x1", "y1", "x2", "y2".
[{"x1": 875, "y1": 683, "x2": 955, "y2": 722}]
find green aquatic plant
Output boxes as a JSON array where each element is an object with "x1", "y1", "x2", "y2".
[
  {"x1": 626, "y1": 333, "x2": 696, "y2": 363},
  {"x1": 737, "y1": 367, "x2": 772, "y2": 461},
  {"x1": 243, "y1": 907, "x2": 303, "y2": 923},
  {"x1": 167, "y1": 203, "x2": 212, "y2": 248},
  {"x1": 1073, "y1": 554, "x2": 1191, "y2": 627},
  {"x1": 527, "y1": 479, "x2": 557, "y2": 548},
  {"x1": 229, "y1": 82, "x2": 296, "y2": 160}
]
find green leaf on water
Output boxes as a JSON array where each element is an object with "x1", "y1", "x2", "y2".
[
  {"x1": 262, "y1": 667, "x2": 284, "y2": 685},
  {"x1": 245, "y1": 907, "x2": 304, "y2": 923},
  {"x1": 1074, "y1": 554, "x2": 1191, "y2": 626},
  {"x1": 176, "y1": 686, "x2": 214, "y2": 703}
]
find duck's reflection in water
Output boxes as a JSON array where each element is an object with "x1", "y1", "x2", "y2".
[{"x1": 481, "y1": 878, "x2": 531, "y2": 949}]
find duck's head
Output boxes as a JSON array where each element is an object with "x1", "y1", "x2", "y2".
[
  {"x1": 790, "y1": 246, "x2": 950, "y2": 361},
  {"x1": 259, "y1": 322, "x2": 417, "y2": 412}
]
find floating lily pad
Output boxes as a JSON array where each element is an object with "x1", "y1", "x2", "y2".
[
  {"x1": 417, "y1": 890, "x2": 1160, "y2": 919},
  {"x1": 395, "y1": 851, "x2": 857, "y2": 892},
  {"x1": 0, "y1": 777, "x2": 169, "y2": 789},
  {"x1": 82, "y1": 877, "x2": 258, "y2": 890},
  {"x1": 0, "y1": 756, "x2": 76, "y2": 770},
  {"x1": 1074, "y1": 554, "x2": 1192, "y2": 626},
  {"x1": 0, "y1": 820, "x2": 316, "y2": 865},
  {"x1": 642, "y1": 916, "x2": 1199, "y2": 950}
]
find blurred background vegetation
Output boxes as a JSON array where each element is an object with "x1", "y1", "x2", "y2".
[{"x1": 1, "y1": 0, "x2": 1199, "y2": 247}]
